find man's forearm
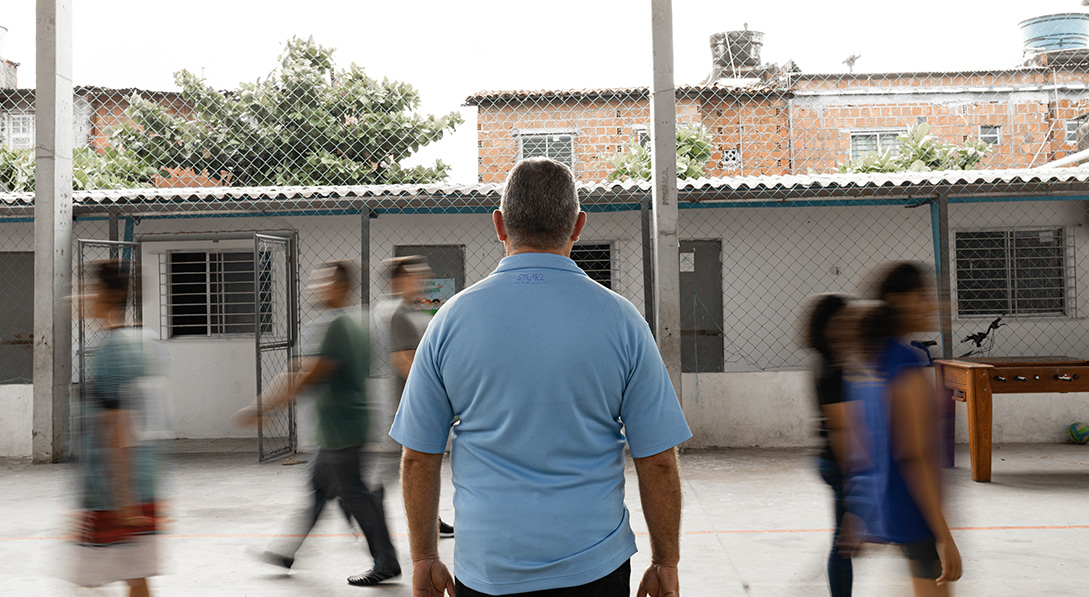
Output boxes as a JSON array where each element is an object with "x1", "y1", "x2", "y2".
[
  {"x1": 633, "y1": 447, "x2": 683, "y2": 566},
  {"x1": 401, "y1": 448, "x2": 445, "y2": 561}
]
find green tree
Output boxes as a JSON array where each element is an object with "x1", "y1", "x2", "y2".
[
  {"x1": 836, "y1": 122, "x2": 989, "y2": 174},
  {"x1": 605, "y1": 124, "x2": 714, "y2": 181},
  {"x1": 0, "y1": 146, "x2": 160, "y2": 193},
  {"x1": 112, "y1": 37, "x2": 462, "y2": 187}
]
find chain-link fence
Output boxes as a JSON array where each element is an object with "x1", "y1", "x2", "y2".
[{"x1": 2, "y1": 12, "x2": 1089, "y2": 451}]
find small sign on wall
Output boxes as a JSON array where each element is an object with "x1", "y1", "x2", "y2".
[
  {"x1": 680, "y1": 252, "x2": 696, "y2": 273},
  {"x1": 413, "y1": 278, "x2": 455, "y2": 313}
]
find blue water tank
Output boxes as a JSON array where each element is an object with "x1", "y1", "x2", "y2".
[{"x1": 1020, "y1": 13, "x2": 1089, "y2": 52}]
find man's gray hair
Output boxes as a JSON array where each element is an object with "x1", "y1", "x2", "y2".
[{"x1": 500, "y1": 158, "x2": 580, "y2": 251}]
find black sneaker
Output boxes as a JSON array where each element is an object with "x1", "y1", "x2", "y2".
[
  {"x1": 347, "y1": 567, "x2": 401, "y2": 586},
  {"x1": 439, "y1": 520, "x2": 454, "y2": 538}
]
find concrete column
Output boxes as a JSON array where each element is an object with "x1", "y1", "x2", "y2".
[
  {"x1": 650, "y1": 0, "x2": 682, "y2": 401},
  {"x1": 33, "y1": 0, "x2": 74, "y2": 462}
]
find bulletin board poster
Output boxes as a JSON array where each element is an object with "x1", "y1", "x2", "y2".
[{"x1": 414, "y1": 278, "x2": 455, "y2": 313}]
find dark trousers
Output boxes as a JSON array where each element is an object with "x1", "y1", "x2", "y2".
[
  {"x1": 818, "y1": 457, "x2": 853, "y2": 597},
  {"x1": 455, "y1": 560, "x2": 630, "y2": 597},
  {"x1": 278, "y1": 446, "x2": 399, "y2": 571}
]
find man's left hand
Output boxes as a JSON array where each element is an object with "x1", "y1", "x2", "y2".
[
  {"x1": 636, "y1": 563, "x2": 679, "y2": 597},
  {"x1": 412, "y1": 557, "x2": 455, "y2": 597}
]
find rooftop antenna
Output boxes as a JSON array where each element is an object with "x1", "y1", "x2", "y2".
[{"x1": 843, "y1": 53, "x2": 861, "y2": 73}]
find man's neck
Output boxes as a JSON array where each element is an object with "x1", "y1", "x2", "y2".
[{"x1": 506, "y1": 244, "x2": 571, "y2": 258}]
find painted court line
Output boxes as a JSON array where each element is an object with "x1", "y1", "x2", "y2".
[{"x1": 4, "y1": 524, "x2": 1087, "y2": 542}]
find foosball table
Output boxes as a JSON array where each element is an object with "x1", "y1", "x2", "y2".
[{"x1": 934, "y1": 357, "x2": 1089, "y2": 482}]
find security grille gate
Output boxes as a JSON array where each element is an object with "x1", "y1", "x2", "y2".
[
  {"x1": 75, "y1": 240, "x2": 142, "y2": 456},
  {"x1": 254, "y1": 234, "x2": 298, "y2": 462}
]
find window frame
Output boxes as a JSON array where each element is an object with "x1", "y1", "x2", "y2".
[
  {"x1": 633, "y1": 125, "x2": 650, "y2": 148},
  {"x1": 952, "y1": 226, "x2": 1076, "y2": 320},
  {"x1": 517, "y1": 130, "x2": 577, "y2": 172},
  {"x1": 159, "y1": 248, "x2": 271, "y2": 339},
  {"x1": 4, "y1": 113, "x2": 35, "y2": 150},
  {"x1": 1065, "y1": 119, "x2": 1082, "y2": 145},
  {"x1": 979, "y1": 125, "x2": 1001, "y2": 146},
  {"x1": 849, "y1": 129, "x2": 905, "y2": 160},
  {"x1": 570, "y1": 241, "x2": 617, "y2": 291}
]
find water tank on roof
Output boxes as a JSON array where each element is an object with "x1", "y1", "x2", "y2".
[
  {"x1": 710, "y1": 27, "x2": 764, "y2": 80},
  {"x1": 1020, "y1": 13, "x2": 1089, "y2": 52}
]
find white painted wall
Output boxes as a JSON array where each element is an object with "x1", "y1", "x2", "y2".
[
  {"x1": 0, "y1": 384, "x2": 32, "y2": 457},
  {"x1": 683, "y1": 371, "x2": 817, "y2": 448}
]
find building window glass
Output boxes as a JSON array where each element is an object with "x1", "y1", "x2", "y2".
[
  {"x1": 5, "y1": 114, "x2": 34, "y2": 150},
  {"x1": 165, "y1": 251, "x2": 271, "y2": 337},
  {"x1": 519, "y1": 132, "x2": 575, "y2": 170},
  {"x1": 1065, "y1": 120, "x2": 1082, "y2": 145},
  {"x1": 954, "y1": 228, "x2": 1073, "y2": 318},
  {"x1": 633, "y1": 126, "x2": 650, "y2": 148},
  {"x1": 571, "y1": 243, "x2": 613, "y2": 290},
  {"x1": 850, "y1": 130, "x2": 903, "y2": 160},
  {"x1": 979, "y1": 125, "x2": 1001, "y2": 145}
]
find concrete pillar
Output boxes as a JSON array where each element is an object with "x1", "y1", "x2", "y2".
[
  {"x1": 650, "y1": 0, "x2": 682, "y2": 401},
  {"x1": 32, "y1": 0, "x2": 74, "y2": 462}
]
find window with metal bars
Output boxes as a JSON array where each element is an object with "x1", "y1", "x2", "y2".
[
  {"x1": 166, "y1": 251, "x2": 272, "y2": 337},
  {"x1": 518, "y1": 132, "x2": 575, "y2": 170},
  {"x1": 849, "y1": 130, "x2": 904, "y2": 160},
  {"x1": 3, "y1": 114, "x2": 35, "y2": 150},
  {"x1": 571, "y1": 243, "x2": 613, "y2": 290},
  {"x1": 954, "y1": 228, "x2": 1074, "y2": 318}
]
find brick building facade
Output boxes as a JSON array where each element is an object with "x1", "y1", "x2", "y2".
[{"x1": 467, "y1": 65, "x2": 1089, "y2": 183}]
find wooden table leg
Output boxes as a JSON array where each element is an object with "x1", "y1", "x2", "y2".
[{"x1": 964, "y1": 368, "x2": 993, "y2": 482}]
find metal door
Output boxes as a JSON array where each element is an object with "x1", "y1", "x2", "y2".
[
  {"x1": 255, "y1": 234, "x2": 298, "y2": 462},
  {"x1": 680, "y1": 240, "x2": 724, "y2": 372},
  {"x1": 75, "y1": 240, "x2": 142, "y2": 453}
]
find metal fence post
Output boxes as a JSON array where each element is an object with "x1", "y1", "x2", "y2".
[
  {"x1": 32, "y1": 0, "x2": 74, "y2": 463},
  {"x1": 361, "y1": 205, "x2": 371, "y2": 308},
  {"x1": 931, "y1": 194, "x2": 954, "y2": 359},
  {"x1": 640, "y1": 195, "x2": 656, "y2": 336},
  {"x1": 651, "y1": 0, "x2": 682, "y2": 402}
]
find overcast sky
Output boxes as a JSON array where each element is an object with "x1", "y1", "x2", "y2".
[{"x1": 2, "y1": 0, "x2": 1085, "y2": 183}]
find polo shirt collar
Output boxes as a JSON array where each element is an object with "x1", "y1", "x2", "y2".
[{"x1": 492, "y1": 252, "x2": 585, "y2": 275}]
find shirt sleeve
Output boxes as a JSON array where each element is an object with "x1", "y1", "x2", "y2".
[
  {"x1": 389, "y1": 319, "x2": 454, "y2": 453},
  {"x1": 389, "y1": 307, "x2": 421, "y2": 354},
  {"x1": 616, "y1": 305, "x2": 692, "y2": 459}
]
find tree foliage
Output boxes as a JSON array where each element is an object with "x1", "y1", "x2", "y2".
[
  {"x1": 836, "y1": 122, "x2": 989, "y2": 174},
  {"x1": 0, "y1": 146, "x2": 160, "y2": 193},
  {"x1": 605, "y1": 124, "x2": 714, "y2": 181},
  {"x1": 112, "y1": 36, "x2": 463, "y2": 187}
]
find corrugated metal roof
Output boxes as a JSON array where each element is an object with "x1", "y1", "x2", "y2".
[
  {"x1": 465, "y1": 83, "x2": 787, "y2": 106},
  {"x1": 2, "y1": 168, "x2": 1088, "y2": 212}
]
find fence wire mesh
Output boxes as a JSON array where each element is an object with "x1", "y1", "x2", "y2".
[{"x1": 2, "y1": 12, "x2": 1089, "y2": 449}]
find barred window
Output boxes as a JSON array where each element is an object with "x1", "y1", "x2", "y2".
[
  {"x1": 850, "y1": 130, "x2": 903, "y2": 160},
  {"x1": 979, "y1": 125, "x2": 1001, "y2": 145},
  {"x1": 519, "y1": 132, "x2": 575, "y2": 170},
  {"x1": 164, "y1": 251, "x2": 272, "y2": 337},
  {"x1": 954, "y1": 228, "x2": 1073, "y2": 318},
  {"x1": 571, "y1": 243, "x2": 613, "y2": 290}
]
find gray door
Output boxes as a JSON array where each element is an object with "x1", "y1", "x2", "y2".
[
  {"x1": 0, "y1": 252, "x2": 33, "y2": 384},
  {"x1": 255, "y1": 234, "x2": 298, "y2": 462},
  {"x1": 680, "y1": 240, "x2": 724, "y2": 372}
]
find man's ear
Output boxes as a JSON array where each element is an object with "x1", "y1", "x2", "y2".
[
  {"x1": 570, "y1": 211, "x2": 587, "y2": 242},
  {"x1": 493, "y1": 210, "x2": 508, "y2": 242}
]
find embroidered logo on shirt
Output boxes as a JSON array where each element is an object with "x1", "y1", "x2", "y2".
[{"x1": 516, "y1": 273, "x2": 546, "y2": 284}]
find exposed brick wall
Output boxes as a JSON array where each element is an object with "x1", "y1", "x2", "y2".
[{"x1": 475, "y1": 67, "x2": 1089, "y2": 181}]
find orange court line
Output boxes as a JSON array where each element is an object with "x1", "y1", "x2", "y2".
[{"x1": 4, "y1": 524, "x2": 1088, "y2": 542}]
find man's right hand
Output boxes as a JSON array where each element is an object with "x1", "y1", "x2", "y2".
[
  {"x1": 412, "y1": 557, "x2": 455, "y2": 597},
  {"x1": 636, "y1": 563, "x2": 679, "y2": 597}
]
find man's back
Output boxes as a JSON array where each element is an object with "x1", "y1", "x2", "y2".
[
  {"x1": 391, "y1": 252, "x2": 690, "y2": 594},
  {"x1": 314, "y1": 311, "x2": 370, "y2": 451}
]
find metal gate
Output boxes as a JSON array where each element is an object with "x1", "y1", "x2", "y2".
[
  {"x1": 75, "y1": 240, "x2": 142, "y2": 452},
  {"x1": 255, "y1": 234, "x2": 298, "y2": 462}
]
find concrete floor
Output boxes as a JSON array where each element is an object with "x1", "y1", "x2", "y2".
[{"x1": 2, "y1": 442, "x2": 1087, "y2": 596}]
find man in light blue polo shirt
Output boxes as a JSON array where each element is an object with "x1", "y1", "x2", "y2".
[{"x1": 390, "y1": 157, "x2": 691, "y2": 597}]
